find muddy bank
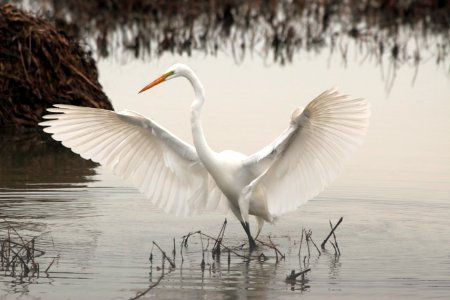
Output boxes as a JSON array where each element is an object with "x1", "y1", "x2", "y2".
[{"x1": 0, "y1": 4, "x2": 112, "y2": 126}]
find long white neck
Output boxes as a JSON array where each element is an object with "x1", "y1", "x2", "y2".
[{"x1": 184, "y1": 68, "x2": 217, "y2": 168}]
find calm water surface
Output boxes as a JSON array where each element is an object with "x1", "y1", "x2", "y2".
[{"x1": 1, "y1": 52, "x2": 449, "y2": 299}]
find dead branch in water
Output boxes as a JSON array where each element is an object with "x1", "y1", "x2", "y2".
[
  {"x1": 149, "y1": 243, "x2": 154, "y2": 263},
  {"x1": 285, "y1": 268, "x2": 311, "y2": 283},
  {"x1": 330, "y1": 240, "x2": 338, "y2": 255},
  {"x1": 321, "y1": 217, "x2": 343, "y2": 250},
  {"x1": 134, "y1": 217, "x2": 343, "y2": 298},
  {"x1": 298, "y1": 227, "x2": 304, "y2": 257},
  {"x1": 130, "y1": 268, "x2": 174, "y2": 300},
  {"x1": 172, "y1": 238, "x2": 176, "y2": 260},
  {"x1": 182, "y1": 231, "x2": 249, "y2": 260},
  {"x1": 329, "y1": 220, "x2": 341, "y2": 255},
  {"x1": 305, "y1": 230, "x2": 321, "y2": 256},
  {"x1": 152, "y1": 241, "x2": 175, "y2": 268},
  {"x1": 257, "y1": 236, "x2": 285, "y2": 261},
  {"x1": 44, "y1": 257, "x2": 56, "y2": 274},
  {"x1": 304, "y1": 228, "x2": 311, "y2": 257},
  {"x1": 0, "y1": 219, "x2": 53, "y2": 281},
  {"x1": 212, "y1": 219, "x2": 227, "y2": 257},
  {"x1": 258, "y1": 252, "x2": 267, "y2": 262},
  {"x1": 199, "y1": 232, "x2": 205, "y2": 270}
]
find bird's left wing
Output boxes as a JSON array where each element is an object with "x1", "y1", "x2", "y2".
[
  {"x1": 242, "y1": 88, "x2": 370, "y2": 218},
  {"x1": 40, "y1": 105, "x2": 227, "y2": 216}
]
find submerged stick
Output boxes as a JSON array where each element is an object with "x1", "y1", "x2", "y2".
[
  {"x1": 285, "y1": 268, "x2": 311, "y2": 282},
  {"x1": 172, "y1": 238, "x2": 176, "y2": 259},
  {"x1": 2, "y1": 219, "x2": 26, "y2": 246},
  {"x1": 307, "y1": 230, "x2": 321, "y2": 256},
  {"x1": 321, "y1": 217, "x2": 343, "y2": 249},
  {"x1": 199, "y1": 232, "x2": 205, "y2": 270},
  {"x1": 330, "y1": 240, "x2": 338, "y2": 255},
  {"x1": 130, "y1": 268, "x2": 174, "y2": 300},
  {"x1": 304, "y1": 229, "x2": 310, "y2": 257},
  {"x1": 181, "y1": 231, "x2": 249, "y2": 259},
  {"x1": 152, "y1": 241, "x2": 175, "y2": 268},
  {"x1": 179, "y1": 239, "x2": 184, "y2": 263},
  {"x1": 256, "y1": 237, "x2": 285, "y2": 260},
  {"x1": 329, "y1": 220, "x2": 341, "y2": 255},
  {"x1": 298, "y1": 227, "x2": 304, "y2": 257},
  {"x1": 258, "y1": 253, "x2": 267, "y2": 262},
  {"x1": 45, "y1": 257, "x2": 56, "y2": 274},
  {"x1": 149, "y1": 243, "x2": 154, "y2": 263},
  {"x1": 212, "y1": 219, "x2": 227, "y2": 256},
  {"x1": 183, "y1": 231, "x2": 199, "y2": 247},
  {"x1": 10, "y1": 248, "x2": 29, "y2": 276}
]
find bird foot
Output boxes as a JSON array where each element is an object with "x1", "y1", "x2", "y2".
[{"x1": 248, "y1": 238, "x2": 258, "y2": 252}]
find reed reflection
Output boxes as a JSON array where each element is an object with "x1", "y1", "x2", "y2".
[{"x1": 10, "y1": 0, "x2": 450, "y2": 69}]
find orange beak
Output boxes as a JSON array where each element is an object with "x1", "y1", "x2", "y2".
[{"x1": 138, "y1": 71, "x2": 173, "y2": 94}]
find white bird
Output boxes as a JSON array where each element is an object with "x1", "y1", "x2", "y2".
[{"x1": 40, "y1": 63, "x2": 370, "y2": 250}]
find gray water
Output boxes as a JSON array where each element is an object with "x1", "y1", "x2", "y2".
[{"x1": 1, "y1": 51, "x2": 449, "y2": 299}]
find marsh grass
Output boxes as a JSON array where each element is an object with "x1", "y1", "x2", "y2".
[
  {"x1": 0, "y1": 219, "x2": 57, "y2": 284},
  {"x1": 135, "y1": 217, "x2": 343, "y2": 298}
]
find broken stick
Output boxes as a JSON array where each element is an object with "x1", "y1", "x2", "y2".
[{"x1": 321, "y1": 217, "x2": 343, "y2": 249}]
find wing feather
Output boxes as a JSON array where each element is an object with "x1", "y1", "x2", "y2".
[
  {"x1": 243, "y1": 88, "x2": 369, "y2": 218},
  {"x1": 40, "y1": 105, "x2": 227, "y2": 216}
]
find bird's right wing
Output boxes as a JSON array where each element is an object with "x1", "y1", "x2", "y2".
[
  {"x1": 40, "y1": 105, "x2": 228, "y2": 216},
  {"x1": 243, "y1": 88, "x2": 370, "y2": 218}
]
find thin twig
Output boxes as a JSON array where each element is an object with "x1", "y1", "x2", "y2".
[
  {"x1": 2, "y1": 219, "x2": 26, "y2": 247},
  {"x1": 172, "y1": 238, "x2": 176, "y2": 260},
  {"x1": 329, "y1": 220, "x2": 341, "y2": 255},
  {"x1": 199, "y1": 232, "x2": 205, "y2": 270},
  {"x1": 304, "y1": 229, "x2": 310, "y2": 257},
  {"x1": 180, "y1": 239, "x2": 184, "y2": 263},
  {"x1": 298, "y1": 227, "x2": 304, "y2": 257},
  {"x1": 321, "y1": 217, "x2": 343, "y2": 249},
  {"x1": 256, "y1": 237, "x2": 285, "y2": 260},
  {"x1": 45, "y1": 257, "x2": 56, "y2": 274},
  {"x1": 212, "y1": 219, "x2": 227, "y2": 256},
  {"x1": 152, "y1": 241, "x2": 175, "y2": 268},
  {"x1": 9, "y1": 248, "x2": 29, "y2": 276},
  {"x1": 330, "y1": 240, "x2": 338, "y2": 255},
  {"x1": 130, "y1": 268, "x2": 174, "y2": 300},
  {"x1": 285, "y1": 268, "x2": 311, "y2": 282},
  {"x1": 258, "y1": 252, "x2": 267, "y2": 262},
  {"x1": 181, "y1": 231, "x2": 249, "y2": 259},
  {"x1": 149, "y1": 243, "x2": 154, "y2": 263},
  {"x1": 307, "y1": 230, "x2": 321, "y2": 256}
]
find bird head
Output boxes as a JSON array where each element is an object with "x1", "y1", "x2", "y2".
[{"x1": 138, "y1": 63, "x2": 187, "y2": 93}]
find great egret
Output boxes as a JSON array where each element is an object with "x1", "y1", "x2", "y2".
[{"x1": 40, "y1": 63, "x2": 370, "y2": 250}]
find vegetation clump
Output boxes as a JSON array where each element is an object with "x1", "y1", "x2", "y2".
[{"x1": 0, "y1": 4, "x2": 112, "y2": 126}]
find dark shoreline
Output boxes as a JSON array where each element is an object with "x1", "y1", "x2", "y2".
[{"x1": 0, "y1": 4, "x2": 112, "y2": 126}]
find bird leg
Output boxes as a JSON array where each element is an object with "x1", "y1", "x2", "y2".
[{"x1": 240, "y1": 221, "x2": 257, "y2": 251}]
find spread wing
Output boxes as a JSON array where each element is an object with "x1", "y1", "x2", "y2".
[
  {"x1": 243, "y1": 88, "x2": 370, "y2": 218},
  {"x1": 40, "y1": 105, "x2": 228, "y2": 216}
]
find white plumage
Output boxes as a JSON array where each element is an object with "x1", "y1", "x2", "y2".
[
  {"x1": 41, "y1": 105, "x2": 227, "y2": 216},
  {"x1": 40, "y1": 63, "x2": 370, "y2": 250}
]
